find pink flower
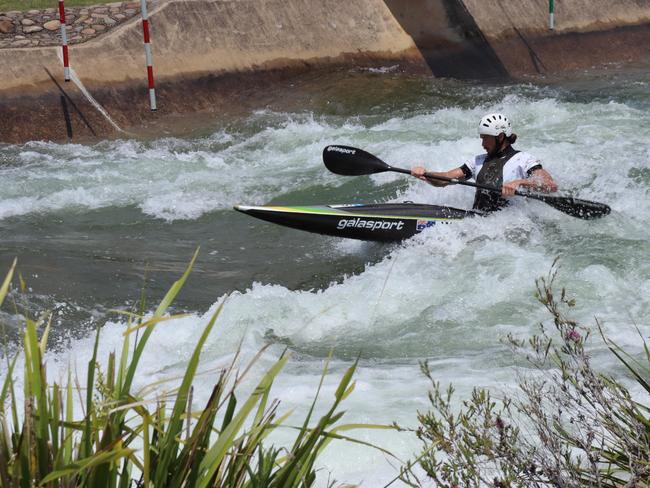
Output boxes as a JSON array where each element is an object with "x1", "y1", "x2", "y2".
[{"x1": 567, "y1": 329, "x2": 581, "y2": 342}]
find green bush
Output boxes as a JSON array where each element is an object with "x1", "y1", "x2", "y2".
[
  {"x1": 0, "y1": 253, "x2": 393, "y2": 487},
  {"x1": 403, "y1": 262, "x2": 650, "y2": 487}
]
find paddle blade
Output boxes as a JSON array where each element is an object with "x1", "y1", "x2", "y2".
[
  {"x1": 537, "y1": 194, "x2": 611, "y2": 220},
  {"x1": 322, "y1": 145, "x2": 391, "y2": 176}
]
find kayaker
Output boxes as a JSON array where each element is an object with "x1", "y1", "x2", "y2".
[{"x1": 411, "y1": 113, "x2": 558, "y2": 213}]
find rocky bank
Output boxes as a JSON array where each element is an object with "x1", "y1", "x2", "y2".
[{"x1": 0, "y1": 2, "x2": 141, "y2": 48}]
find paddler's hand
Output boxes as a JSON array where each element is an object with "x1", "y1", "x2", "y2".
[
  {"x1": 411, "y1": 167, "x2": 449, "y2": 187},
  {"x1": 411, "y1": 166, "x2": 427, "y2": 178},
  {"x1": 502, "y1": 180, "x2": 524, "y2": 197}
]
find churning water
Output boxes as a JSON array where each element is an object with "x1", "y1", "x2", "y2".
[{"x1": 1, "y1": 67, "x2": 649, "y2": 485}]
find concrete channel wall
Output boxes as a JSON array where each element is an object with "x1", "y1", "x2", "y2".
[
  {"x1": 1, "y1": 0, "x2": 650, "y2": 142},
  {"x1": 0, "y1": 0, "x2": 424, "y2": 142},
  {"x1": 0, "y1": 0, "x2": 421, "y2": 93},
  {"x1": 384, "y1": 0, "x2": 650, "y2": 77},
  {"x1": 461, "y1": 0, "x2": 650, "y2": 76}
]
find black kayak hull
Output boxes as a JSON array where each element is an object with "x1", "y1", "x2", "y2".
[{"x1": 234, "y1": 203, "x2": 473, "y2": 241}]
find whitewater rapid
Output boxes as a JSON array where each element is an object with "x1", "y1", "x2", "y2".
[{"x1": 1, "y1": 71, "x2": 649, "y2": 485}]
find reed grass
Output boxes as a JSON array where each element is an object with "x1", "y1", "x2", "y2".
[{"x1": 0, "y1": 252, "x2": 393, "y2": 487}]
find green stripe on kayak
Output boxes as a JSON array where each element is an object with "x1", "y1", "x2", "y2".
[{"x1": 235, "y1": 205, "x2": 460, "y2": 221}]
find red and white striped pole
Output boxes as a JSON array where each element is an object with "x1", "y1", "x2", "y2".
[
  {"x1": 140, "y1": 0, "x2": 157, "y2": 111},
  {"x1": 58, "y1": 0, "x2": 70, "y2": 81}
]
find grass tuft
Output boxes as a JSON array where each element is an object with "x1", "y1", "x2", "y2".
[{"x1": 0, "y1": 253, "x2": 393, "y2": 487}]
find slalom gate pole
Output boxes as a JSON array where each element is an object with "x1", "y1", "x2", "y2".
[
  {"x1": 58, "y1": 0, "x2": 70, "y2": 81},
  {"x1": 549, "y1": 0, "x2": 555, "y2": 30},
  {"x1": 140, "y1": 0, "x2": 157, "y2": 111}
]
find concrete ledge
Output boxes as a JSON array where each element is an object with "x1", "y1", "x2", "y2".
[
  {"x1": 489, "y1": 23, "x2": 650, "y2": 77},
  {"x1": 0, "y1": 55, "x2": 426, "y2": 143}
]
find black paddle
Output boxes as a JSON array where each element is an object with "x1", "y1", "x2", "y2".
[{"x1": 322, "y1": 145, "x2": 611, "y2": 220}]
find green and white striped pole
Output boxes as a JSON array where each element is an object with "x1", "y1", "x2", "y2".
[{"x1": 549, "y1": 0, "x2": 555, "y2": 30}]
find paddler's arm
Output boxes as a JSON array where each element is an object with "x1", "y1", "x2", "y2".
[
  {"x1": 411, "y1": 166, "x2": 469, "y2": 187},
  {"x1": 502, "y1": 168, "x2": 558, "y2": 196}
]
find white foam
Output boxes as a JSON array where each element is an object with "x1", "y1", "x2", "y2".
[
  {"x1": 0, "y1": 95, "x2": 646, "y2": 223},
  {"x1": 2, "y1": 84, "x2": 650, "y2": 484}
]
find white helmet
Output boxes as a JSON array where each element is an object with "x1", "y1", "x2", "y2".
[{"x1": 478, "y1": 113, "x2": 512, "y2": 137}]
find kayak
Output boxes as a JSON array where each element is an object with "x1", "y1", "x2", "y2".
[{"x1": 233, "y1": 203, "x2": 474, "y2": 241}]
